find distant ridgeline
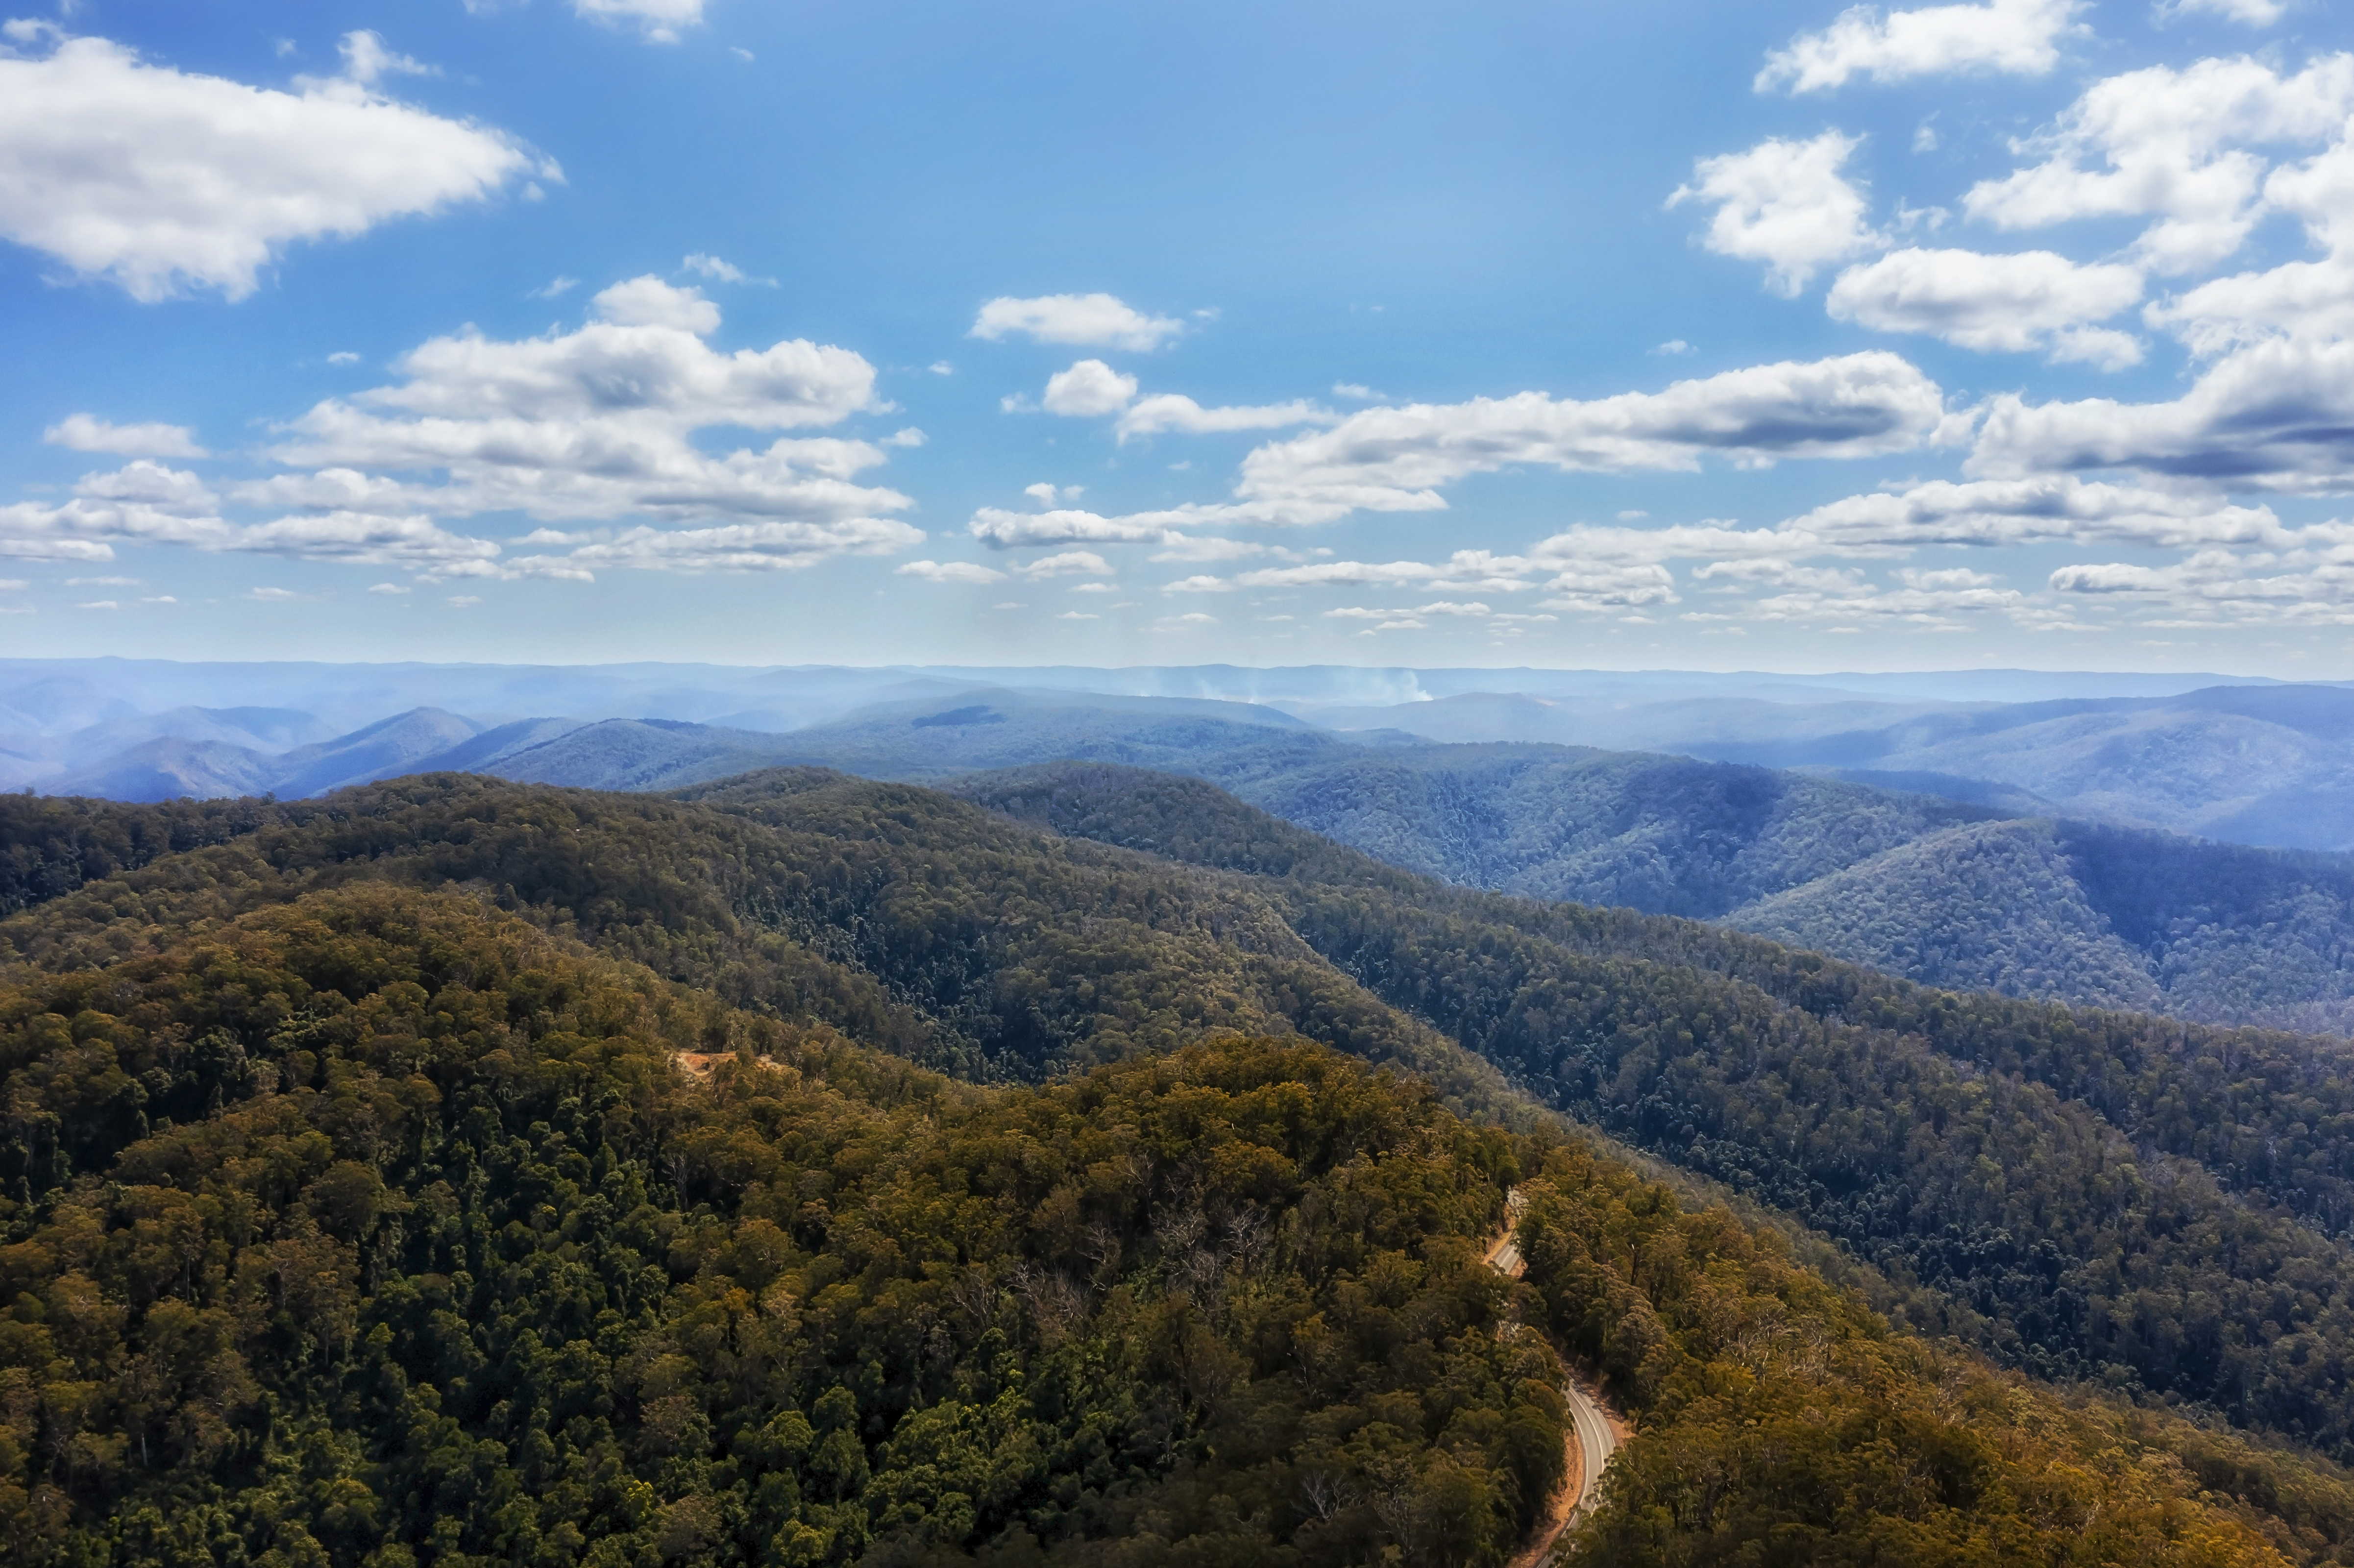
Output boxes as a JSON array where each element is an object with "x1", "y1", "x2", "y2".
[
  {"x1": 29, "y1": 681, "x2": 2354, "y2": 1035},
  {"x1": 10, "y1": 774, "x2": 2354, "y2": 1565}
]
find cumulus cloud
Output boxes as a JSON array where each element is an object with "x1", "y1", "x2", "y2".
[
  {"x1": 570, "y1": 0, "x2": 706, "y2": 42},
  {"x1": 1040, "y1": 359, "x2": 1138, "y2": 416},
  {"x1": 0, "y1": 27, "x2": 547, "y2": 300},
  {"x1": 1963, "y1": 54, "x2": 2354, "y2": 274},
  {"x1": 1827, "y1": 247, "x2": 2145, "y2": 366},
  {"x1": 0, "y1": 459, "x2": 520, "y2": 572},
  {"x1": 680, "y1": 252, "x2": 765, "y2": 284},
  {"x1": 1971, "y1": 335, "x2": 2354, "y2": 491},
  {"x1": 2153, "y1": 133, "x2": 2354, "y2": 351},
  {"x1": 2162, "y1": 0, "x2": 2287, "y2": 22},
  {"x1": 1669, "y1": 131, "x2": 1883, "y2": 295},
  {"x1": 969, "y1": 508, "x2": 1182, "y2": 549},
  {"x1": 43, "y1": 413, "x2": 207, "y2": 457},
  {"x1": 1019, "y1": 550, "x2": 1116, "y2": 578},
  {"x1": 11, "y1": 282, "x2": 921, "y2": 582},
  {"x1": 1756, "y1": 0, "x2": 2086, "y2": 93},
  {"x1": 551, "y1": 521, "x2": 915, "y2": 574},
  {"x1": 897, "y1": 559, "x2": 1005, "y2": 584},
  {"x1": 1237, "y1": 352, "x2": 1949, "y2": 513},
  {"x1": 1029, "y1": 361, "x2": 1341, "y2": 441},
  {"x1": 265, "y1": 277, "x2": 914, "y2": 562},
  {"x1": 1785, "y1": 475, "x2": 2291, "y2": 548},
  {"x1": 1232, "y1": 552, "x2": 1541, "y2": 594},
  {"x1": 590, "y1": 274, "x2": 721, "y2": 332},
  {"x1": 970, "y1": 293, "x2": 1184, "y2": 351},
  {"x1": 968, "y1": 354, "x2": 1950, "y2": 551},
  {"x1": 1115, "y1": 395, "x2": 1340, "y2": 441},
  {"x1": 2048, "y1": 532, "x2": 2354, "y2": 624}
]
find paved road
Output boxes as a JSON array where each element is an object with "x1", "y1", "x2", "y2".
[{"x1": 1487, "y1": 1188, "x2": 1618, "y2": 1548}]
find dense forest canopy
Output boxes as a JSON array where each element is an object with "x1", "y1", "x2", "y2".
[{"x1": 13, "y1": 771, "x2": 2354, "y2": 1563}]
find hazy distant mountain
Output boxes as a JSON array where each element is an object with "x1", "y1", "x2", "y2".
[
  {"x1": 1725, "y1": 816, "x2": 2354, "y2": 1034},
  {"x1": 57, "y1": 705, "x2": 333, "y2": 768},
  {"x1": 50, "y1": 707, "x2": 486, "y2": 801},
  {"x1": 1284, "y1": 689, "x2": 1969, "y2": 755},
  {"x1": 764, "y1": 687, "x2": 1328, "y2": 780},
  {"x1": 267, "y1": 708, "x2": 486, "y2": 797},
  {"x1": 1692, "y1": 684, "x2": 2354, "y2": 851},
  {"x1": 483, "y1": 718, "x2": 809, "y2": 791},
  {"x1": 50, "y1": 736, "x2": 282, "y2": 802}
]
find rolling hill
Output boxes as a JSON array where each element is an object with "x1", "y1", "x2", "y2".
[{"x1": 11, "y1": 770, "x2": 2354, "y2": 1564}]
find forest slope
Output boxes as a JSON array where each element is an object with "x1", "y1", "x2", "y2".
[
  {"x1": 21, "y1": 774, "x2": 2354, "y2": 1460},
  {"x1": 2, "y1": 810, "x2": 2351, "y2": 1564}
]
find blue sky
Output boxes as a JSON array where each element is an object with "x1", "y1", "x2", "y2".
[{"x1": 2, "y1": 0, "x2": 2352, "y2": 673}]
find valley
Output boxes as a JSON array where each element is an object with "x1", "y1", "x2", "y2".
[{"x1": 14, "y1": 768, "x2": 2354, "y2": 1565}]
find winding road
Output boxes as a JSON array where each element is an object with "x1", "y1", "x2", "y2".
[{"x1": 1485, "y1": 1188, "x2": 1618, "y2": 1556}]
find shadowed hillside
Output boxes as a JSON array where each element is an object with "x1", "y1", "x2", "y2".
[{"x1": 8, "y1": 770, "x2": 2354, "y2": 1564}]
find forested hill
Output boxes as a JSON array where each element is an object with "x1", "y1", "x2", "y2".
[
  {"x1": 44, "y1": 686, "x2": 2354, "y2": 1035},
  {"x1": 18, "y1": 773, "x2": 2354, "y2": 1564},
  {"x1": 749, "y1": 698, "x2": 2354, "y2": 1032}
]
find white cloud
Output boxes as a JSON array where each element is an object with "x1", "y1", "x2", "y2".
[
  {"x1": 1233, "y1": 552, "x2": 1539, "y2": 594},
  {"x1": 570, "y1": 0, "x2": 705, "y2": 42},
  {"x1": 929, "y1": 361, "x2": 954, "y2": 375},
  {"x1": 1757, "y1": 0, "x2": 2086, "y2": 93},
  {"x1": 1827, "y1": 247, "x2": 2145, "y2": 365},
  {"x1": 883, "y1": 427, "x2": 926, "y2": 448},
  {"x1": 1019, "y1": 549, "x2": 1115, "y2": 577},
  {"x1": 328, "y1": 31, "x2": 434, "y2": 88},
  {"x1": 529, "y1": 276, "x2": 579, "y2": 300},
  {"x1": 1669, "y1": 131, "x2": 1882, "y2": 295},
  {"x1": 967, "y1": 355, "x2": 1951, "y2": 550},
  {"x1": 1055, "y1": 610, "x2": 1099, "y2": 621},
  {"x1": 1786, "y1": 476, "x2": 2291, "y2": 548},
  {"x1": 681, "y1": 252, "x2": 759, "y2": 283},
  {"x1": 265, "y1": 277, "x2": 912, "y2": 558},
  {"x1": 42, "y1": 413, "x2": 207, "y2": 457},
  {"x1": 2152, "y1": 134, "x2": 2354, "y2": 352},
  {"x1": 589, "y1": 274, "x2": 721, "y2": 333},
  {"x1": 1149, "y1": 535, "x2": 1271, "y2": 562},
  {"x1": 1971, "y1": 335, "x2": 2354, "y2": 491},
  {"x1": 1539, "y1": 562, "x2": 1683, "y2": 612},
  {"x1": 0, "y1": 459, "x2": 530, "y2": 574},
  {"x1": 2047, "y1": 532, "x2": 2354, "y2": 625},
  {"x1": 970, "y1": 293, "x2": 1184, "y2": 351},
  {"x1": 368, "y1": 582, "x2": 410, "y2": 594},
  {"x1": 1115, "y1": 394, "x2": 1340, "y2": 441},
  {"x1": 2162, "y1": 0, "x2": 2286, "y2": 23},
  {"x1": 1652, "y1": 340, "x2": 1695, "y2": 356},
  {"x1": 327, "y1": 351, "x2": 361, "y2": 366},
  {"x1": 969, "y1": 508, "x2": 1180, "y2": 549},
  {"x1": 1041, "y1": 359, "x2": 1137, "y2": 416},
  {"x1": 1237, "y1": 352, "x2": 1949, "y2": 513},
  {"x1": 12, "y1": 285, "x2": 920, "y2": 582},
  {"x1": 1963, "y1": 54, "x2": 2354, "y2": 274},
  {"x1": 1332, "y1": 382, "x2": 1384, "y2": 400},
  {"x1": 552, "y1": 521, "x2": 917, "y2": 574},
  {"x1": 897, "y1": 559, "x2": 1005, "y2": 584},
  {"x1": 0, "y1": 28, "x2": 546, "y2": 300}
]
